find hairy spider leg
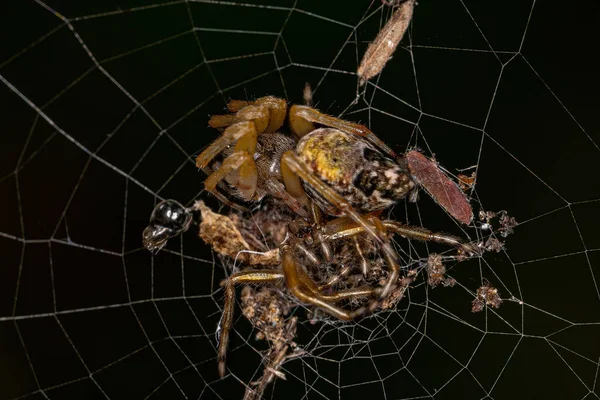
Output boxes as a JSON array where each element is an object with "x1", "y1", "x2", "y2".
[
  {"x1": 280, "y1": 151, "x2": 400, "y2": 300},
  {"x1": 217, "y1": 262, "x2": 379, "y2": 378},
  {"x1": 226, "y1": 99, "x2": 251, "y2": 112},
  {"x1": 353, "y1": 237, "x2": 370, "y2": 276},
  {"x1": 218, "y1": 270, "x2": 284, "y2": 378},
  {"x1": 317, "y1": 214, "x2": 385, "y2": 279},
  {"x1": 223, "y1": 96, "x2": 287, "y2": 132},
  {"x1": 286, "y1": 242, "x2": 379, "y2": 301},
  {"x1": 199, "y1": 164, "x2": 251, "y2": 212},
  {"x1": 320, "y1": 215, "x2": 478, "y2": 255},
  {"x1": 197, "y1": 97, "x2": 289, "y2": 202},
  {"x1": 309, "y1": 201, "x2": 333, "y2": 262},
  {"x1": 196, "y1": 122, "x2": 255, "y2": 168},
  {"x1": 289, "y1": 105, "x2": 400, "y2": 160},
  {"x1": 203, "y1": 151, "x2": 254, "y2": 194},
  {"x1": 281, "y1": 244, "x2": 374, "y2": 320},
  {"x1": 384, "y1": 220, "x2": 479, "y2": 255},
  {"x1": 288, "y1": 106, "x2": 315, "y2": 137},
  {"x1": 210, "y1": 96, "x2": 286, "y2": 133},
  {"x1": 321, "y1": 287, "x2": 381, "y2": 302},
  {"x1": 262, "y1": 179, "x2": 309, "y2": 218},
  {"x1": 196, "y1": 121, "x2": 259, "y2": 200},
  {"x1": 318, "y1": 264, "x2": 352, "y2": 290}
]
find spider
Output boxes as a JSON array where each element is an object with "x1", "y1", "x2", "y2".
[{"x1": 142, "y1": 96, "x2": 477, "y2": 377}]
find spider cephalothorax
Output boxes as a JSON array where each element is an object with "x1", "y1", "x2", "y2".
[{"x1": 142, "y1": 95, "x2": 476, "y2": 378}]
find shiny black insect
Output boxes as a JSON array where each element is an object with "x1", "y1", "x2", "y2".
[{"x1": 142, "y1": 199, "x2": 192, "y2": 252}]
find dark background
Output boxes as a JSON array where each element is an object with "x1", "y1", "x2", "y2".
[{"x1": 1, "y1": 0, "x2": 599, "y2": 399}]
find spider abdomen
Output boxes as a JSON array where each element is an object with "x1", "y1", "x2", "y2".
[{"x1": 296, "y1": 128, "x2": 415, "y2": 215}]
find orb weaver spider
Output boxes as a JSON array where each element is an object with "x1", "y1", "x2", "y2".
[{"x1": 142, "y1": 96, "x2": 477, "y2": 377}]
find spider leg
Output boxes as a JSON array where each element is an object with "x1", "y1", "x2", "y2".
[
  {"x1": 321, "y1": 287, "x2": 382, "y2": 302},
  {"x1": 199, "y1": 165, "x2": 251, "y2": 212},
  {"x1": 310, "y1": 202, "x2": 333, "y2": 262},
  {"x1": 383, "y1": 220, "x2": 479, "y2": 255},
  {"x1": 294, "y1": 242, "x2": 321, "y2": 266},
  {"x1": 318, "y1": 264, "x2": 352, "y2": 290},
  {"x1": 281, "y1": 151, "x2": 381, "y2": 243},
  {"x1": 213, "y1": 96, "x2": 287, "y2": 133},
  {"x1": 263, "y1": 178, "x2": 309, "y2": 218},
  {"x1": 209, "y1": 104, "x2": 269, "y2": 133},
  {"x1": 196, "y1": 121, "x2": 259, "y2": 200},
  {"x1": 196, "y1": 122, "x2": 256, "y2": 169},
  {"x1": 218, "y1": 270, "x2": 284, "y2": 378},
  {"x1": 226, "y1": 99, "x2": 251, "y2": 112},
  {"x1": 289, "y1": 105, "x2": 399, "y2": 160},
  {"x1": 320, "y1": 215, "x2": 477, "y2": 255},
  {"x1": 282, "y1": 244, "x2": 369, "y2": 320},
  {"x1": 289, "y1": 107, "x2": 315, "y2": 137},
  {"x1": 281, "y1": 151, "x2": 399, "y2": 301},
  {"x1": 353, "y1": 237, "x2": 369, "y2": 276},
  {"x1": 204, "y1": 151, "x2": 255, "y2": 194},
  {"x1": 198, "y1": 97, "x2": 288, "y2": 202}
]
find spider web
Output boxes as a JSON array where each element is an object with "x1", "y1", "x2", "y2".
[{"x1": 1, "y1": 0, "x2": 599, "y2": 399}]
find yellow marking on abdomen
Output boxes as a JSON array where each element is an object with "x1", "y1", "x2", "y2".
[{"x1": 299, "y1": 131, "x2": 351, "y2": 183}]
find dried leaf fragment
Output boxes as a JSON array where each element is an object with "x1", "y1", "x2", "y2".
[
  {"x1": 472, "y1": 283, "x2": 502, "y2": 312},
  {"x1": 358, "y1": 0, "x2": 415, "y2": 85},
  {"x1": 406, "y1": 150, "x2": 473, "y2": 224},
  {"x1": 380, "y1": 269, "x2": 417, "y2": 309},
  {"x1": 303, "y1": 82, "x2": 313, "y2": 106},
  {"x1": 426, "y1": 253, "x2": 456, "y2": 288},
  {"x1": 457, "y1": 172, "x2": 476, "y2": 192},
  {"x1": 195, "y1": 201, "x2": 280, "y2": 265}
]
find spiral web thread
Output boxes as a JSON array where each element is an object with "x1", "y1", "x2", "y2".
[{"x1": 0, "y1": 0, "x2": 599, "y2": 399}]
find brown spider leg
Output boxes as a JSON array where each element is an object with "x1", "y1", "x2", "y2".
[
  {"x1": 196, "y1": 121, "x2": 259, "y2": 200},
  {"x1": 263, "y1": 179, "x2": 309, "y2": 218},
  {"x1": 201, "y1": 98, "x2": 289, "y2": 202},
  {"x1": 218, "y1": 270, "x2": 284, "y2": 378},
  {"x1": 289, "y1": 105, "x2": 399, "y2": 160},
  {"x1": 230, "y1": 123, "x2": 259, "y2": 199},
  {"x1": 286, "y1": 251, "x2": 323, "y2": 296},
  {"x1": 353, "y1": 237, "x2": 369, "y2": 276},
  {"x1": 214, "y1": 97, "x2": 287, "y2": 133},
  {"x1": 226, "y1": 99, "x2": 250, "y2": 112},
  {"x1": 279, "y1": 150, "x2": 312, "y2": 208},
  {"x1": 281, "y1": 152, "x2": 380, "y2": 243},
  {"x1": 318, "y1": 264, "x2": 352, "y2": 290},
  {"x1": 310, "y1": 202, "x2": 333, "y2": 262},
  {"x1": 280, "y1": 150, "x2": 400, "y2": 299},
  {"x1": 383, "y1": 221, "x2": 479, "y2": 255},
  {"x1": 196, "y1": 122, "x2": 256, "y2": 169},
  {"x1": 289, "y1": 108, "x2": 315, "y2": 138},
  {"x1": 232, "y1": 97, "x2": 287, "y2": 132},
  {"x1": 204, "y1": 152, "x2": 255, "y2": 194},
  {"x1": 312, "y1": 211, "x2": 400, "y2": 295},
  {"x1": 281, "y1": 244, "x2": 368, "y2": 321},
  {"x1": 209, "y1": 104, "x2": 269, "y2": 133},
  {"x1": 362, "y1": 215, "x2": 399, "y2": 297},
  {"x1": 321, "y1": 287, "x2": 382, "y2": 302},
  {"x1": 321, "y1": 215, "x2": 476, "y2": 254},
  {"x1": 294, "y1": 243, "x2": 321, "y2": 266},
  {"x1": 199, "y1": 166, "x2": 250, "y2": 212},
  {"x1": 255, "y1": 96, "x2": 288, "y2": 132}
]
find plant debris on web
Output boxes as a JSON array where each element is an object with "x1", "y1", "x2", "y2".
[
  {"x1": 472, "y1": 281, "x2": 503, "y2": 312},
  {"x1": 194, "y1": 199, "x2": 515, "y2": 393},
  {"x1": 240, "y1": 286, "x2": 303, "y2": 400},
  {"x1": 195, "y1": 201, "x2": 280, "y2": 266}
]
